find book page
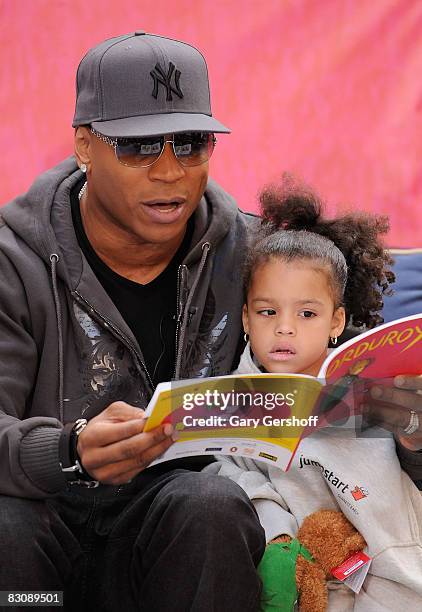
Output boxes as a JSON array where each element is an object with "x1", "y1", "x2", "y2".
[{"x1": 144, "y1": 374, "x2": 323, "y2": 470}]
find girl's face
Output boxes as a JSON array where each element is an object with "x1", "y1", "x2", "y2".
[{"x1": 242, "y1": 257, "x2": 345, "y2": 376}]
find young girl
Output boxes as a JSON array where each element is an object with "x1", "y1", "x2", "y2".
[{"x1": 205, "y1": 181, "x2": 422, "y2": 610}]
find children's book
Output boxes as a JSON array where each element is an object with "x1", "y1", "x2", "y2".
[{"x1": 144, "y1": 313, "x2": 422, "y2": 470}]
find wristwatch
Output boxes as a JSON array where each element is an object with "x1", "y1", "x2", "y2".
[{"x1": 59, "y1": 419, "x2": 99, "y2": 488}]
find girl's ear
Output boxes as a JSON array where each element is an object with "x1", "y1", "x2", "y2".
[
  {"x1": 331, "y1": 306, "x2": 346, "y2": 340},
  {"x1": 242, "y1": 304, "x2": 249, "y2": 335}
]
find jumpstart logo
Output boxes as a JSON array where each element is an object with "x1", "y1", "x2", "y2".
[
  {"x1": 298, "y1": 454, "x2": 349, "y2": 494},
  {"x1": 351, "y1": 486, "x2": 369, "y2": 501}
]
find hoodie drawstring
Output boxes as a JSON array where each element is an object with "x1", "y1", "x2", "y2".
[
  {"x1": 50, "y1": 254, "x2": 64, "y2": 423},
  {"x1": 175, "y1": 242, "x2": 211, "y2": 378}
]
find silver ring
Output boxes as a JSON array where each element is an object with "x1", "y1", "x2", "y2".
[{"x1": 402, "y1": 410, "x2": 420, "y2": 435}]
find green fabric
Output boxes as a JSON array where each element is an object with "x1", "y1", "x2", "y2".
[{"x1": 258, "y1": 540, "x2": 315, "y2": 612}]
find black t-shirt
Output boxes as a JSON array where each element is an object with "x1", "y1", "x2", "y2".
[{"x1": 71, "y1": 180, "x2": 193, "y2": 385}]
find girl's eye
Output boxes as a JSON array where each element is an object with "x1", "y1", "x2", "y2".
[
  {"x1": 258, "y1": 309, "x2": 276, "y2": 316},
  {"x1": 300, "y1": 310, "x2": 316, "y2": 318}
]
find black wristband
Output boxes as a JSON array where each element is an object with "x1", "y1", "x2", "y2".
[
  {"x1": 59, "y1": 422, "x2": 75, "y2": 468},
  {"x1": 59, "y1": 421, "x2": 97, "y2": 484},
  {"x1": 70, "y1": 430, "x2": 93, "y2": 481},
  {"x1": 69, "y1": 426, "x2": 80, "y2": 465}
]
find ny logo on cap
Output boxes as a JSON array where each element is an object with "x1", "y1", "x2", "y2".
[{"x1": 150, "y1": 62, "x2": 184, "y2": 101}]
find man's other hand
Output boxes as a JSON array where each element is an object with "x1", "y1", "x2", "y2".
[{"x1": 363, "y1": 375, "x2": 422, "y2": 451}]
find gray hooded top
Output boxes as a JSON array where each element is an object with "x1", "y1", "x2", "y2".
[
  {"x1": 205, "y1": 344, "x2": 422, "y2": 607},
  {"x1": 0, "y1": 157, "x2": 259, "y2": 498}
]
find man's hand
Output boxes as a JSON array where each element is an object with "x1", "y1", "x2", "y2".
[
  {"x1": 363, "y1": 375, "x2": 422, "y2": 451},
  {"x1": 76, "y1": 401, "x2": 176, "y2": 485}
]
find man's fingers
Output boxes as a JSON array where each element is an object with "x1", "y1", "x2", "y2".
[
  {"x1": 88, "y1": 433, "x2": 174, "y2": 483},
  {"x1": 370, "y1": 385, "x2": 422, "y2": 412},
  {"x1": 80, "y1": 417, "x2": 147, "y2": 448},
  {"x1": 82, "y1": 424, "x2": 174, "y2": 471},
  {"x1": 76, "y1": 401, "x2": 177, "y2": 484},
  {"x1": 363, "y1": 401, "x2": 412, "y2": 430},
  {"x1": 102, "y1": 401, "x2": 147, "y2": 422},
  {"x1": 394, "y1": 374, "x2": 422, "y2": 392},
  {"x1": 362, "y1": 399, "x2": 422, "y2": 451}
]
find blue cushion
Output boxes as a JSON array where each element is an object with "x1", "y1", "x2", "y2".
[{"x1": 382, "y1": 249, "x2": 422, "y2": 323}]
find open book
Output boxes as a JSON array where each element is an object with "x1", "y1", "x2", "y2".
[{"x1": 144, "y1": 313, "x2": 422, "y2": 470}]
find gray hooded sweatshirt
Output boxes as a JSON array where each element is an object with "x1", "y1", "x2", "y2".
[
  {"x1": 205, "y1": 345, "x2": 422, "y2": 610},
  {"x1": 0, "y1": 157, "x2": 259, "y2": 499}
]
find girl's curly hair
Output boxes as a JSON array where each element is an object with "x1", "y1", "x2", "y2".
[{"x1": 244, "y1": 176, "x2": 395, "y2": 329}]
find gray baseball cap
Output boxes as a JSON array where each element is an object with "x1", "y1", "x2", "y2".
[{"x1": 72, "y1": 31, "x2": 230, "y2": 137}]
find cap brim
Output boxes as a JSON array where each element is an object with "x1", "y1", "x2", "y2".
[{"x1": 91, "y1": 113, "x2": 231, "y2": 137}]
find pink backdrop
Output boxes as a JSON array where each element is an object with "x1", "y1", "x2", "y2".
[{"x1": 2, "y1": 0, "x2": 422, "y2": 246}]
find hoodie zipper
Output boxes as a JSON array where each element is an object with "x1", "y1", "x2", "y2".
[
  {"x1": 174, "y1": 242, "x2": 211, "y2": 379},
  {"x1": 173, "y1": 264, "x2": 187, "y2": 379},
  {"x1": 72, "y1": 292, "x2": 155, "y2": 498},
  {"x1": 72, "y1": 290, "x2": 155, "y2": 391}
]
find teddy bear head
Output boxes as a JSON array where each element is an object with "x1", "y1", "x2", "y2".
[{"x1": 297, "y1": 509, "x2": 367, "y2": 576}]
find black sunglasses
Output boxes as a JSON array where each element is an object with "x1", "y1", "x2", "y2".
[{"x1": 90, "y1": 128, "x2": 216, "y2": 168}]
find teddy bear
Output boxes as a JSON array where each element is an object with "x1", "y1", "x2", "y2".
[{"x1": 258, "y1": 509, "x2": 367, "y2": 612}]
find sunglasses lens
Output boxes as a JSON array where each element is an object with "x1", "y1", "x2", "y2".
[
  {"x1": 114, "y1": 133, "x2": 215, "y2": 168},
  {"x1": 116, "y1": 137, "x2": 164, "y2": 167},
  {"x1": 173, "y1": 132, "x2": 215, "y2": 166}
]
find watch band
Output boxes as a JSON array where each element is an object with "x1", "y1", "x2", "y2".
[
  {"x1": 59, "y1": 419, "x2": 99, "y2": 488},
  {"x1": 69, "y1": 419, "x2": 87, "y2": 465},
  {"x1": 59, "y1": 422, "x2": 75, "y2": 468}
]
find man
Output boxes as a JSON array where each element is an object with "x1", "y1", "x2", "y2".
[
  {"x1": 0, "y1": 29, "x2": 421, "y2": 612},
  {"x1": 0, "y1": 32, "x2": 265, "y2": 611}
]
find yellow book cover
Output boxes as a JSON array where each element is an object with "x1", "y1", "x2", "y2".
[{"x1": 144, "y1": 373, "x2": 323, "y2": 470}]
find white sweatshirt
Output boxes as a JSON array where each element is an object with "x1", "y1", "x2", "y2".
[{"x1": 204, "y1": 344, "x2": 422, "y2": 610}]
